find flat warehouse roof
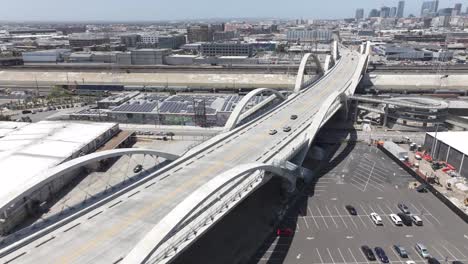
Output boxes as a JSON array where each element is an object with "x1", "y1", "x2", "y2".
[
  {"x1": 427, "y1": 131, "x2": 468, "y2": 156},
  {"x1": 0, "y1": 121, "x2": 117, "y2": 207}
]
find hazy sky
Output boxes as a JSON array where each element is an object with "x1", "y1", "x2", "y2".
[{"x1": 0, "y1": 0, "x2": 466, "y2": 21}]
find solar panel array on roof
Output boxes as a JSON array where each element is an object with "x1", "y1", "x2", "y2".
[{"x1": 112, "y1": 102, "x2": 158, "y2": 112}]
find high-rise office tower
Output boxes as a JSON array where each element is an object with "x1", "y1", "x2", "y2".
[
  {"x1": 390, "y1": 7, "x2": 397, "y2": 17},
  {"x1": 397, "y1": 1, "x2": 405, "y2": 18},
  {"x1": 355, "y1": 8, "x2": 364, "y2": 20},
  {"x1": 380, "y1": 6, "x2": 391, "y2": 18},
  {"x1": 453, "y1": 3, "x2": 462, "y2": 16},
  {"x1": 421, "y1": 0, "x2": 439, "y2": 17},
  {"x1": 369, "y1": 9, "x2": 380, "y2": 18}
]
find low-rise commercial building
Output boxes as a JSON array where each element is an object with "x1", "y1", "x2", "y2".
[
  {"x1": 286, "y1": 29, "x2": 333, "y2": 43},
  {"x1": 200, "y1": 43, "x2": 253, "y2": 57}
]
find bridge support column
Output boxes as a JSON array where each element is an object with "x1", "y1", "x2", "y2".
[{"x1": 383, "y1": 104, "x2": 389, "y2": 127}]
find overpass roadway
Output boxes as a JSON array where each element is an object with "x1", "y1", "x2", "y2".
[{"x1": 0, "y1": 51, "x2": 364, "y2": 264}]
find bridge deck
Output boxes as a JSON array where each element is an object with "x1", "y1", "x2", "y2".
[{"x1": 2, "y1": 52, "x2": 362, "y2": 264}]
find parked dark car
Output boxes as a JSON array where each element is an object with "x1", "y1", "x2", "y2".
[
  {"x1": 361, "y1": 245, "x2": 376, "y2": 261},
  {"x1": 375, "y1": 247, "x2": 389, "y2": 263},
  {"x1": 345, "y1": 205, "x2": 357, "y2": 215},
  {"x1": 398, "y1": 202, "x2": 410, "y2": 214},
  {"x1": 428, "y1": 257, "x2": 441, "y2": 264},
  {"x1": 397, "y1": 212, "x2": 413, "y2": 226},
  {"x1": 393, "y1": 245, "x2": 408, "y2": 258}
]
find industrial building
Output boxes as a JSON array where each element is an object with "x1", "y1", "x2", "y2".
[
  {"x1": 423, "y1": 131, "x2": 468, "y2": 179},
  {"x1": 373, "y1": 44, "x2": 453, "y2": 61},
  {"x1": 22, "y1": 49, "x2": 71, "y2": 63},
  {"x1": 68, "y1": 33, "x2": 110, "y2": 48},
  {"x1": 71, "y1": 93, "x2": 270, "y2": 127},
  {"x1": 0, "y1": 121, "x2": 119, "y2": 234},
  {"x1": 286, "y1": 29, "x2": 333, "y2": 43},
  {"x1": 187, "y1": 25, "x2": 211, "y2": 43},
  {"x1": 130, "y1": 49, "x2": 172, "y2": 65},
  {"x1": 200, "y1": 43, "x2": 253, "y2": 57}
]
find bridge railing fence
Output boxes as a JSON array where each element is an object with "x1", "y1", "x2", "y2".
[{"x1": 148, "y1": 170, "x2": 267, "y2": 264}]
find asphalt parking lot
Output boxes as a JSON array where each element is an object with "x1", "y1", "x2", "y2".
[{"x1": 253, "y1": 143, "x2": 468, "y2": 264}]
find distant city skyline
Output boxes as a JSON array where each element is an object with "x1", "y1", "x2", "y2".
[{"x1": 0, "y1": 0, "x2": 466, "y2": 21}]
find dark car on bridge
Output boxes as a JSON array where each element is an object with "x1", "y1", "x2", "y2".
[
  {"x1": 290, "y1": 115, "x2": 298, "y2": 120},
  {"x1": 361, "y1": 245, "x2": 376, "y2": 261},
  {"x1": 133, "y1": 164, "x2": 143, "y2": 173}
]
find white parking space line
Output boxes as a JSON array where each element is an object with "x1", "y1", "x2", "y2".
[
  {"x1": 326, "y1": 248, "x2": 336, "y2": 264},
  {"x1": 389, "y1": 246, "x2": 402, "y2": 262},
  {"x1": 325, "y1": 205, "x2": 339, "y2": 228},
  {"x1": 316, "y1": 206, "x2": 330, "y2": 229},
  {"x1": 417, "y1": 202, "x2": 441, "y2": 225},
  {"x1": 410, "y1": 247, "x2": 426, "y2": 262},
  {"x1": 440, "y1": 244, "x2": 458, "y2": 260},
  {"x1": 337, "y1": 248, "x2": 347, "y2": 263},
  {"x1": 358, "y1": 204, "x2": 373, "y2": 228},
  {"x1": 302, "y1": 216, "x2": 310, "y2": 229},
  {"x1": 448, "y1": 243, "x2": 467, "y2": 259},
  {"x1": 383, "y1": 202, "x2": 397, "y2": 215},
  {"x1": 316, "y1": 248, "x2": 325, "y2": 264},
  {"x1": 348, "y1": 248, "x2": 360, "y2": 264},
  {"x1": 376, "y1": 204, "x2": 388, "y2": 215},
  {"x1": 334, "y1": 206, "x2": 350, "y2": 229},
  {"x1": 308, "y1": 206, "x2": 320, "y2": 229},
  {"x1": 430, "y1": 245, "x2": 446, "y2": 260}
]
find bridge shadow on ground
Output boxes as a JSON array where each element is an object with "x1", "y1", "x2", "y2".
[
  {"x1": 248, "y1": 120, "x2": 358, "y2": 264},
  {"x1": 172, "y1": 121, "x2": 358, "y2": 264}
]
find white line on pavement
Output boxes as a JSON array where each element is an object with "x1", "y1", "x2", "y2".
[
  {"x1": 325, "y1": 205, "x2": 339, "y2": 228},
  {"x1": 327, "y1": 248, "x2": 336, "y2": 264},
  {"x1": 308, "y1": 206, "x2": 320, "y2": 229},
  {"x1": 316, "y1": 248, "x2": 325, "y2": 264},
  {"x1": 334, "y1": 205, "x2": 349, "y2": 229},
  {"x1": 316, "y1": 206, "x2": 329, "y2": 229}
]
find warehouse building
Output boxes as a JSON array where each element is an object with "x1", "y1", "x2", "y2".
[
  {"x1": 423, "y1": 131, "x2": 468, "y2": 179},
  {"x1": 0, "y1": 121, "x2": 119, "y2": 234},
  {"x1": 22, "y1": 49, "x2": 71, "y2": 63},
  {"x1": 286, "y1": 29, "x2": 333, "y2": 43},
  {"x1": 130, "y1": 49, "x2": 172, "y2": 65},
  {"x1": 69, "y1": 33, "x2": 110, "y2": 48}
]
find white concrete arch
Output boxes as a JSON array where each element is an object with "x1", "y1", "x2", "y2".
[
  {"x1": 122, "y1": 162, "x2": 295, "y2": 264},
  {"x1": 224, "y1": 88, "x2": 287, "y2": 131},
  {"x1": 294, "y1": 53, "x2": 324, "y2": 93},
  {"x1": 0, "y1": 148, "x2": 179, "y2": 215}
]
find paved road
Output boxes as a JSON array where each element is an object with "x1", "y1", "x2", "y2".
[
  {"x1": 1, "y1": 52, "x2": 363, "y2": 264},
  {"x1": 254, "y1": 143, "x2": 468, "y2": 264}
]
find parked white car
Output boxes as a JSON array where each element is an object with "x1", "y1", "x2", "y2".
[
  {"x1": 411, "y1": 215, "x2": 423, "y2": 226},
  {"x1": 370, "y1": 212, "x2": 383, "y2": 225},
  {"x1": 390, "y1": 214, "x2": 402, "y2": 226}
]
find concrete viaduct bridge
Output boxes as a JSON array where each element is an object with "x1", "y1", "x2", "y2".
[{"x1": 0, "y1": 41, "x2": 371, "y2": 264}]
